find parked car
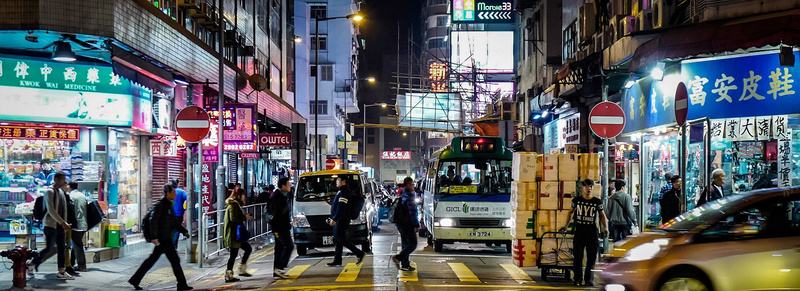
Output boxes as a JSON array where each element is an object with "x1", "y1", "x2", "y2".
[{"x1": 599, "y1": 187, "x2": 800, "y2": 291}]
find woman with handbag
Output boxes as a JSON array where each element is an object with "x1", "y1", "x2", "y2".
[{"x1": 223, "y1": 188, "x2": 254, "y2": 282}]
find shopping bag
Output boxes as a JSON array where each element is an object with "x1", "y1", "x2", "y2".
[
  {"x1": 631, "y1": 227, "x2": 640, "y2": 236},
  {"x1": 236, "y1": 224, "x2": 251, "y2": 242}
]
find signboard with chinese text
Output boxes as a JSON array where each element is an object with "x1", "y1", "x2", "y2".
[
  {"x1": 337, "y1": 141, "x2": 358, "y2": 155},
  {"x1": 452, "y1": 0, "x2": 513, "y2": 23},
  {"x1": 200, "y1": 163, "x2": 213, "y2": 215},
  {"x1": 201, "y1": 119, "x2": 220, "y2": 163},
  {"x1": 206, "y1": 104, "x2": 258, "y2": 152},
  {"x1": 543, "y1": 120, "x2": 558, "y2": 151},
  {"x1": 777, "y1": 133, "x2": 792, "y2": 187},
  {"x1": 682, "y1": 51, "x2": 800, "y2": 120},
  {"x1": 0, "y1": 124, "x2": 79, "y2": 141},
  {"x1": 381, "y1": 151, "x2": 411, "y2": 160},
  {"x1": 0, "y1": 56, "x2": 133, "y2": 126},
  {"x1": 270, "y1": 149, "x2": 292, "y2": 160},
  {"x1": 622, "y1": 78, "x2": 677, "y2": 134},
  {"x1": 562, "y1": 113, "x2": 580, "y2": 145},
  {"x1": 428, "y1": 62, "x2": 448, "y2": 92},
  {"x1": 150, "y1": 139, "x2": 177, "y2": 157}
]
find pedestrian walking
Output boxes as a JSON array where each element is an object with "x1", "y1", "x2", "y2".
[
  {"x1": 223, "y1": 188, "x2": 254, "y2": 282},
  {"x1": 660, "y1": 175, "x2": 683, "y2": 223},
  {"x1": 560, "y1": 179, "x2": 608, "y2": 287},
  {"x1": 40, "y1": 180, "x2": 80, "y2": 276},
  {"x1": 128, "y1": 184, "x2": 192, "y2": 291},
  {"x1": 391, "y1": 177, "x2": 419, "y2": 271},
  {"x1": 29, "y1": 172, "x2": 74, "y2": 280},
  {"x1": 270, "y1": 178, "x2": 294, "y2": 279},
  {"x1": 327, "y1": 176, "x2": 365, "y2": 266},
  {"x1": 606, "y1": 179, "x2": 637, "y2": 241},
  {"x1": 171, "y1": 179, "x2": 188, "y2": 248},
  {"x1": 698, "y1": 169, "x2": 726, "y2": 205},
  {"x1": 68, "y1": 181, "x2": 89, "y2": 272}
]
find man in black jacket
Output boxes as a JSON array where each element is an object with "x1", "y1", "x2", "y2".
[
  {"x1": 327, "y1": 176, "x2": 365, "y2": 266},
  {"x1": 270, "y1": 178, "x2": 294, "y2": 278},
  {"x1": 129, "y1": 184, "x2": 192, "y2": 291}
]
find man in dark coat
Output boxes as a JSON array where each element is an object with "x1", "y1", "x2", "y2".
[
  {"x1": 699, "y1": 169, "x2": 726, "y2": 206},
  {"x1": 660, "y1": 175, "x2": 683, "y2": 223},
  {"x1": 391, "y1": 177, "x2": 419, "y2": 271},
  {"x1": 327, "y1": 176, "x2": 365, "y2": 266},
  {"x1": 129, "y1": 184, "x2": 192, "y2": 291},
  {"x1": 270, "y1": 178, "x2": 294, "y2": 278}
]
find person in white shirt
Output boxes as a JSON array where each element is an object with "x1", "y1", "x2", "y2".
[{"x1": 68, "y1": 182, "x2": 88, "y2": 271}]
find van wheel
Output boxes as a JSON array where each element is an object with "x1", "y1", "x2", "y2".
[
  {"x1": 658, "y1": 271, "x2": 711, "y2": 291},
  {"x1": 427, "y1": 234, "x2": 433, "y2": 246},
  {"x1": 296, "y1": 246, "x2": 307, "y2": 256},
  {"x1": 434, "y1": 240, "x2": 443, "y2": 252}
]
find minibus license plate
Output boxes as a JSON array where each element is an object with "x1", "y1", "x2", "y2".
[
  {"x1": 468, "y1": 232, "x2": 491, "y2": 237},
  {"x1": 323, "y1": 236, "x2": 334, "y2": 245}
]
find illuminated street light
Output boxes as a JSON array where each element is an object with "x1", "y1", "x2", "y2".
[
  {"x1": 651, "y1": 62, "x2": 665, "y2": 81},
  {"x1": 367, "y1": 76, "x2": 376, "y2": 83},
  {"x1": 294, "y1": 36, "x2": 302, "y2": 43}
]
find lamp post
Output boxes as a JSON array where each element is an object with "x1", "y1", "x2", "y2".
[
  {"x1": 313, "y1": 13, "x2": 362, "y2": 170},
  {"x1": 342, "y1": 77, "x2": 375, "y2": 169},
  {"x1": 362, "y1": 103, "x2": 387, "y2": 167}
]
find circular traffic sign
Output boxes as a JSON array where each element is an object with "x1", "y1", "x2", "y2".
[
  {"x1": 675, "y1": 82, "x2": 689, "y2": 126},
  {"x1": 589, "y1": 101, "x2": 626, "y2": 139},
  {"x1": 325, "y1": 159, "x2": 336, "y2": 170},
  {"x1": 175, "y1": 105, "x2": 211, "y2": 143}
]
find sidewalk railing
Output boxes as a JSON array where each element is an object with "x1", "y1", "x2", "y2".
[{"x1": 199, "y1": 202, "x2": 271, "y2": 267}]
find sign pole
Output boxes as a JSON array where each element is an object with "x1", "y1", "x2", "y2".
[
  {"x1": 601, "y1": 84, "x2": 610, "y2": 255},
  {"x1": 216, "y1": 0, "x2": 227, "y2": 245},
  {"x1": 184, "y1": 85, "x2": 195, "y2": 264}
]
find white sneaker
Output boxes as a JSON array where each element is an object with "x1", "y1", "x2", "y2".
[
  {"x1": 26, "y1": 264, "x2": 34, "y2": 279},
  {"x1": 273, "y1": 269, "x2": 290, "y2": 279},
  {"x1": 57, "y1": 272, "x2": 75, "y2": 280}
]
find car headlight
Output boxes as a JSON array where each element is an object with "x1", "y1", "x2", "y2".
[
  {"x1": 503, "y1": 219, "x2": 512, "y2": 227},
  {"x1": 293, "y1": 213, "x2": 310, "y2": 228},
  {"x1": 622, "y1": 238, "x2": 670, "y2": 262},
  {"x1": 434, "y1": 218, "x2": 455, "y2": 227},
  {"x1": 351, "y1": 211, "x2": 366, "y2": 225}
]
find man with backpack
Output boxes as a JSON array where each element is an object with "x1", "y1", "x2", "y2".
[
  {"x1": 327, "y1": 176, "x2": 365, "y2": 266},
  {"x1": 391, "y1": 177, "x2": 419, "y2": 271},
  {"x1": 28, "y1": 172, "x2": 74, "y2": 280},
  {"x1": 606, "y1": 179, "x2": 637, "y2": 241},
  {"x1": 128, "y1": 184, "x2": 193, "y2": 291},
  {"x1": 269, "y1": 178, "x2": 294, "y2": 278}
]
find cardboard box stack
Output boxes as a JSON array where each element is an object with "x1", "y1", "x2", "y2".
[{"x1": 509, "y1": 152, "x2": 601, "y2": 267}]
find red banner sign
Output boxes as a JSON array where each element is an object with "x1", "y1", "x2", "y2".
[
  {"x1": 259, "y1": 134, "x2": 291, "y2": 147},
  {"x1": 201, "y1": 163, "x2": 213, "y2": 215},
  {"x1": 381, "y1": 151, "x2": 411, "y2": 160},
  {"x1": 0, "y1": 125, "x2": 79, "y2": 141}
]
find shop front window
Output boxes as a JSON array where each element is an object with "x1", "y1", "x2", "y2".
[
  {"x1": 642, "y1": 132, "x2": 679, "y2": 229},
  {"x1": 110, "y1": 131, "x2": 141, "y2": 235}
]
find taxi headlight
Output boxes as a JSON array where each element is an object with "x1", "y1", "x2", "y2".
[{"x1": 621, "y1": 238, "x2": 670, "y2": 262}]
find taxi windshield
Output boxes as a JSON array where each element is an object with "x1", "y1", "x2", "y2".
[{"x1": 296, "y1": 174, "x2": 359, "y2": 202}]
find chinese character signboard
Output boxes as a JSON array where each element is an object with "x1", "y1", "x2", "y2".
[
  {"x1": 543, "y1": 120, "x2": 558, "y2": 151},
  {"x1": 561, "y1": 114, "x2": 580, "y2": 145},
  {"x1": 150, "y1": 139, "x2": 177, "y2": 157},
  {"x1": 452, "y1": 0, "x2": 513, "y2": 23},
  {"x1": 777, "y1": 134, "x2": 792, "y2": 187},
  {"x1": 202, "y1": 119, "x2": 220, "y2": 163},
  {"x1": 206, "y1": 104, "x2": 258, "y2": 152},
  {"x1": 622, "y1": 78, "x2": 677, "y2": 134},
  {"x1": 0, "y1": 56, "x2": 133, "y2": 126},
  {"x1": 337, "y1": 141, "x2": 358, "y2": 155},
  {"x1": 681, "y1": 51, "x2": 800, "y2": 120},
  {"x1": 381, "y1": 151, "x2": 411, "y2": 160},
  {"x1": 200, "y1": 163, "x2": 213, "y2": 215},
  {"x1": 0, "y1": 125, "x2": 79, "y2": 141},
  {"x1": 428, "y1": 62, "x2": 448, "y2": 92}
]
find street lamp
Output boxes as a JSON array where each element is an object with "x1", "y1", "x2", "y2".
[
  {"x1": 313, "y1": 13, "x2": 363, "y2": 170},
  {"x1": 363, "y1": 103, "x2": 388, "y2": 167},
  {"x1": 341, "y1": 77, "x2": 376, "y2": 168}
]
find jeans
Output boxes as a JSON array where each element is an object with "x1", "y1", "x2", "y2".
[
  {"x1": 130, "y1": 241, "x2": 187, "y2": 286},
  {"x1": 610, "y1": 224, "x2": 630, "y2": 242},
  {"x1": 572, "y1": 230, "x2": 599, "y2": 284},
  {"x1": 333, "y1": 220, "x2": 364, "y2": 262},
  {"x1": 33, "y1": 226, "x2": 66, "y2": 270},
  {"x1": 71, "y1": 231, "x2": 87, "y2": 269},
  {"x1": 273, "y1": 231, "x2": 294, "y2": 270},
  {"x1": 172, "y1": 216, "x2": 184, "y2": 248},
  {"x1": 395, "y1": 224, "x2": 417, "y2": 268},
  {"x1": 227, "y1": 242, "x2": 252, "y2": 271}
]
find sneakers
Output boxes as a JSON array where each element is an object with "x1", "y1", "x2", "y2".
[
  {"x1": 56, "y1": 272, "x2": 75, "y2": 280},
  {"x1": 273, "y1": 269, "x2": 290, "y2": 279},
  {"x1": 26, "y1": 262, "x2": 34, "y2": 279},
  {"x1": 65, "y1": 267, "x2": 80, "y2": 276},
  {"x1": 391, "y1": 256, "x2": 400, "y2": 268},
  {"x1": 400, "y1": 266, "x2": 416, "y2": 272},
  {"x1": 128, "y1": 279, "x2": 143, "y2": 290}
]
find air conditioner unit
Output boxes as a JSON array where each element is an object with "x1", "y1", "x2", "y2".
[
  {"x1": 653, "y1": 0, "x2": 676, "y2": 29},
  {"x1": 500, "y1": 101, "x2": 517, "y2": 121},
  {"x1": 620, "y1": 15, "x2": 636, "y2": 36},
  {"x1": 612, "y1": 0, "x2": 631, "y2": 17},
  {"x1": 240, "y1": 45, "x2": 255, "y2": 56},
  {"x1": 224, "y1": 30, "x2": 238, "y2": 46},
  {"x1": 579, "y1": 4, "x2": 597, "y2": 43},
  {"x1": 637, "y1": 9, "x2": 654, "y2": 31},
  {"x1": 177, "y1": 0, "x2": 199, "y2": 8}
]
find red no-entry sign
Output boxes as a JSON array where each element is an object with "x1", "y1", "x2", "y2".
[
  {"x1": 675, "y1": 82, "x2": 689, "y2": 126},
  {"x1": 175, "y1": 105, "x2": 211, "y2": 143},
  {"x1": 589, "y1": 101, "x2": 626, "y2": 139},
  {"x1": 325, "y1": 159, "x2": 336, "y2": 170}
]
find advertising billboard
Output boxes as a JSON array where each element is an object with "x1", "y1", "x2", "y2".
[
  {"x1": 452, "y1": 0, "x2": 513, "y2": 23},
  {"x1": 396, "y1": 93, "x2": 461, "y2": 131},
  {"x1": 451, "y1": 31, "x2": 514, "y2": 74}
]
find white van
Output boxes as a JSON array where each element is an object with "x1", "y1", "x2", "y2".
[{"x1": 291, "y1": 170, "x2": 374, "y2": 255}]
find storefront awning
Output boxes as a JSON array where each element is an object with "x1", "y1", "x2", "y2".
[{"x1": 630, "y1": 9, "x2": 800, "y2": 73}]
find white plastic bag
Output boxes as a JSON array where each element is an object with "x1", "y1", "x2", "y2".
[{"x1": 631, "y1": 226, "x2": 640, "y2": 236}]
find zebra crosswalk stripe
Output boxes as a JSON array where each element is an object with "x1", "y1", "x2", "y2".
[{"x1": 335, "y1": 263, "x2": 362, "y2": 282}]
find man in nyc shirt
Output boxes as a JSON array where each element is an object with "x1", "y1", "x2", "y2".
[{"x1": 560, "y1": 179, "x2": 608, "y2": 287}]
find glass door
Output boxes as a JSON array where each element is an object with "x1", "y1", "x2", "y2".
[
  {"x1": 641, "y1": 131, "x2": 679, "y2": 229},
  {"x1": 685, "y1": 122, "x2": 707, "y2": 211}
]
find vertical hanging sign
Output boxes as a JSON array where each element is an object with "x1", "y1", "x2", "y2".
[
  {"x1": 201, "y1": 163, "x2": 213, "y2": 214},
  {"x1": 777, "y1": 133, "x2": 793, "y2": 188},
  {"x1": 709, "y1": 120, "x2": 724, "y2": 142}
]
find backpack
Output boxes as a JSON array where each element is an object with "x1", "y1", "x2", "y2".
[
  {"x1": 142, "y1": 201, "x2": 160, "y2": 241},
  {"x1": 388, "y1": 197, "x2": 407, "y2": 224},
  {"x1": 349, "y1": 192, "x2": 365, "y2": 220},
  {"x1": 33, "y1": 195, "x2": 47, "y2": 220}
]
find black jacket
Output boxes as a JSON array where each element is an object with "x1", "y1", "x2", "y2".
[
  {"x1": 330, "y1": 186, "x2": 352, "y2": 223},
  {"x1": 698, "y1": 184, "x2": 724, "y2": 206},
  {"x1": 659, "y1": 188, "x2": 681, "y2": 223},
  {"x1": 149, "y1": 198, "x2": 188, "y2": 243},
  {"x1": 269, "y1": 189, "x2": 292, "y2": 233}
]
